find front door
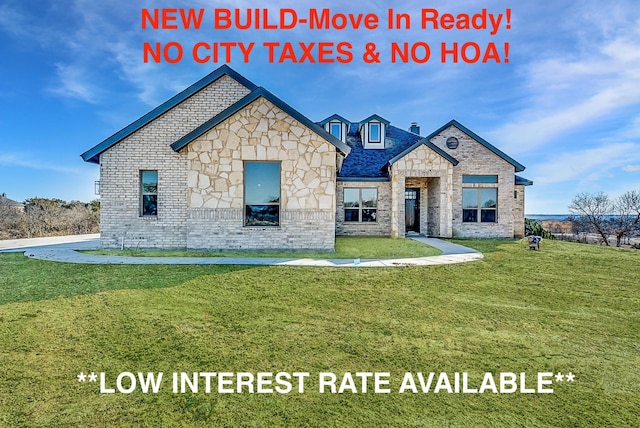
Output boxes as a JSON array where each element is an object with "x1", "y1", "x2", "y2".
[{"x1": 405, "y1": 188, "x2": 420, "y2": 233}]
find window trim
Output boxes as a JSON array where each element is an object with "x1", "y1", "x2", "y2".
[
  {"x1": 462, "y1": 175, "x2": 498, "y2": 184},
  {"x1": 344, "y1": 187, "x2": 378, "y2": 223},
  {"x1": 368, "y1": 122, "x2": 381, "y2": 143},
  {"x1": 462, "y1": 187, "x2": 497, "y2": 223},
  {"x1": 243, "y1": 161, "x2": 281, "y2": 227},
  {"x1": 140, "y1": 170, "x2": 158, "y2": 217},
  {"x1": 329, "y1": 122, "x2": 342, "y2": 140}
]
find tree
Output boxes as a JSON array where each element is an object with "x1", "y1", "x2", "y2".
[
  {"x1": 610, "y1": 190, "x2": 640, "y2": 247},
  {"x1": 0, "y1": 197, "x2": 26, "y2": 239},
  {"x1": 568, "y1": 192, "x2": 612, "y2": 245}
]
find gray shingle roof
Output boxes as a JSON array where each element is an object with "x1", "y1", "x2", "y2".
[
  {"x1": 339, "y1": 123, "x2": 433, "y2": 179},
  {"x1": 338, "y1": 119, "x2": 526, "y2": 179}
]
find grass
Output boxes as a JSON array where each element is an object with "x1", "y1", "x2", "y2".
[
  {"x1": 82, "y1": 236, "x2": 442, "y2": 259},
  {"x1": 0, "y1": 239, "x2": 638, "y2": 426}
]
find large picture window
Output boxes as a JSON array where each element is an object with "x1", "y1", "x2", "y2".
[
  {"x1": 140, "y1": 171, "x2": 158, "y2": 216},
  {"x1": 344, "y1": 188, "x2": 377, "y2": 222},
  {"x1": 244, "y1": 162, "x2": 280, "y2": 226},
  {"x1": 462, "y1": 188, "x2": 497, "y2": 223}
]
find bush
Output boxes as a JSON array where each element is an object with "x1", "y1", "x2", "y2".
[
  {"x1": 524, "y1": 218, "x2": 556, "y2": 239},
  {"x1": 0, "y1": 197, "x2": 99, "y2": 239}
]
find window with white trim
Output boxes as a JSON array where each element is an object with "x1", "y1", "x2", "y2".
[
  {"x1": 330, "y1": 122, "x2": 342, "y2": 139},
  {"x1": 344, "y1": 188, "x2": 377, "y2": 222},
  {"x1": 369, "y1": 122, "x2": 381, "y2": 143}
]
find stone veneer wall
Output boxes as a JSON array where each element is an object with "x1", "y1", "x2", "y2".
[
  {"x1": 427, "y1": 177, "x2": 441, "y2": 236},
  {"x1": 335, "y1": 181, "x2": 392, "y2": 236},
  {"x1": 404, "y1": 177, "x2": 442, "y2": 237},
  {"x1": 185, "y1": 97, "x2": 337, "y2": 251},
  {"x1": 429, "y1": 126, "x2": 518, "y2": 238},
  {"x1": 390, "y1": 144, "x2": 453, "y2": 238},
  {"x1": 99, "y1": 75, "x2": 251, "y2": 249},
  {"x1": 513, "y1": 184, "x2": 526, "y2": 238}
]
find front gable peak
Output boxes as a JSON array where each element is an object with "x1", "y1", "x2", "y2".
[
  {"x1": 171, "y1": 87, "x2": 350, "y2": 155},
  {"x1": 426, "y1": 119, "x2": 526, "y2": 172},
  {"x1": 81, "y1": 65, "x2": 257, "y2": 164}
]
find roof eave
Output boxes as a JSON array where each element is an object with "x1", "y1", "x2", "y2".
[
  {"x1": 318, "y1": 114, "x2": 351, "y2": 126},
  {"x1": 171, "y1": 87, "x2": 351, "y2": 156},
  {"x1": 337, "y1": 176, "x2": 391, "y2": 182},
  {"x1": 515, "y1": 175, "x2": 534, "y2": 186},
  {"x1": 358, "y1": 114, "x2": 391, "y2": 127},
  {"x1": 80, "y1": 65, "x2": 257, "y2": 164},
  {"x1": 424, "y1": 119, "x2": 526, "y2": 172}
]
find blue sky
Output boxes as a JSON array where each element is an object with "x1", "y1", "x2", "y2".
[{"x1": 1, "y1": 0, "x2": 639, "y2": 213}]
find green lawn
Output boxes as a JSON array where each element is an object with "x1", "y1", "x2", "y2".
[
  {"x1": 82, "y1": 236, "x2": 442, "y2": 259},
  {"x1": 1, "y1": 240, "x2": 638, "y2": 426}
]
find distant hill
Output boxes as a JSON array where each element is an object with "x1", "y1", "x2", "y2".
[{"x1": 526, "y1": 214, "x2": 570, "y2": 221}]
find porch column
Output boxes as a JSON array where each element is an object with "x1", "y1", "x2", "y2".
[{"x1": 390, "y1": 169, "x2": 405, "y2": 237}]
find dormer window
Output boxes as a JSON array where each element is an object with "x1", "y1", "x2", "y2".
[
  {"x1": 319, "y1": 114, "x2": 350, "y2": 144},
  {"x1": 330, "y1": 122, "x2": 342, "y2": 139},
  {"x1": 369, "y1": 123, "x2": 381, "y2": 143},
  {"x1": 358, "y1": 114, "x2": 390, "y2": 149}
]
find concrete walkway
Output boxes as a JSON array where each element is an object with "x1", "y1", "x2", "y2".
[
  {"x1": 0, "y1": 234, "x2": 100, "y2": 252},
  {"x1": 1, "y1": 234, "x2": 482, "y2": 267}
]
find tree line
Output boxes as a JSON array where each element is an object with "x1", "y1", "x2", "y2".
[
  {"x1": 569, "y1": 190, "x2": 640, "y2": 247},
  {"x1": 0, "y1": 197, "x2": 99, "y2": 240}
]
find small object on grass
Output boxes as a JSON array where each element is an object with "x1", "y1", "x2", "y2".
[{"x1": 527, "y1": 236, "x2": 542, "y2": 250}]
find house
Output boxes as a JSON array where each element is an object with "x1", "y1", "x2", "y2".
[
  {"x1": 81, "y1": 65, "x2": 532, "y2": 251},
  {"x1": 0, "y1": 193, "x2": 25, "y2": 213}
]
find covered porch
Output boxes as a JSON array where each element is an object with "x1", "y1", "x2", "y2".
[{"x1": 387, "y1": 141, "x2": 455, "y2": 238}]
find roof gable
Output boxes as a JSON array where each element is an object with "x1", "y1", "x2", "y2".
[
  {"x1": 426, "y1": 119, "x2": 525, "y2": 172},
  {"x1": 171, "y1": 87, "x2": 351, "y2": 155},
  {"x1": 318, "y1": 114, "x2": 351, "y2": 126},
  {"x1": 358, "y1": 114, "x2": 390, "y2": 126},
  {"x1": 388, "y1": 139, "x2": 459, "y2": 166},
  {"x1": 81, "y1": 65, "x2": 258, "y2": 164}
]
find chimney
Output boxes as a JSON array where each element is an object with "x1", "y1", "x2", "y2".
[{"x1": 409, "y1": 122, "x2": 420, "y2": 135}]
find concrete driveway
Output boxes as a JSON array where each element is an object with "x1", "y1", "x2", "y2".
[{"x1": 0, "y1": 234, "x2": 100, "y2": 253}]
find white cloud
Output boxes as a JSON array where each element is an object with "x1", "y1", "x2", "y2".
[
  {"x1": 531, "y1": 142, "x2": 640, "y2": 186},
  {"x1": 0, "y1": 153, "x2": 83, "y2": 175},
  {"x1": 487, "y1": 0, "x2": 640, "y2": 154},
  {"x1": 623, "y1": 165, "x2": 640, "y2": 172},
  {"x1": 48, "y1": 64, "x2": 99, "y2": 103}
]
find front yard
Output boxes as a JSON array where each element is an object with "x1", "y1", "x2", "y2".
[{"x1": 0, "y1": 240, "x2": 638, "y2": 426}]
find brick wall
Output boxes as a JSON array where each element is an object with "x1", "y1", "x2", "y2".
[
  {"x1": 336, "y1": 181, "x2": 391, "y2": 236},
  {"x1": 429, "y1": 125, "x2": 518, "y2": 238},
  {"x1": 99, "y1": 75, "x2": 251, "y2": 249}
]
